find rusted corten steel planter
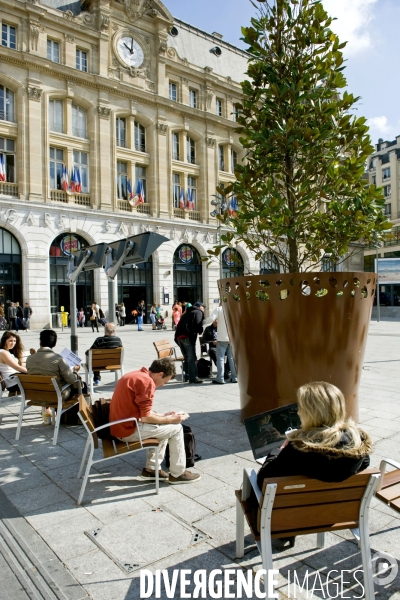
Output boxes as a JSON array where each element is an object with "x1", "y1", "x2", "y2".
[{"x1": 219, "y1": 272, "x2": 376, "y2": 422}]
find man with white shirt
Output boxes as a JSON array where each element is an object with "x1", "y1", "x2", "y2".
[{"x1": 204, "y1": 304, "x2": 237, "y2": 385}]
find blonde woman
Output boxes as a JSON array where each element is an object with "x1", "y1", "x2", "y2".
[{"x1": 257, "y1": 382, "x2": 372, "y2": 488}]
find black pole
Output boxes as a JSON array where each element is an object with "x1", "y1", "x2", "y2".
[{"x1": 70, "y1": 281, "x2": 78, "y2": 353}]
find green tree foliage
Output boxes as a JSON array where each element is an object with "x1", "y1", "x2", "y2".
[{"x1": 214, "y1": 0, "x2": 390, "y2": 273}]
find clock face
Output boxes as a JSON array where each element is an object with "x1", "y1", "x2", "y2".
[{"x1": 117, "y1": 37, "x2": 145, "y2": 67}]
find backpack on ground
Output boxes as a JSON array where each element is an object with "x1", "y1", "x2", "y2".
[
  {"x1": 165, "y1": 424, "x2": 201, "y2": 469},
  {"x1": 197, "y1": 358, "x2": 212, "y2": 378}
]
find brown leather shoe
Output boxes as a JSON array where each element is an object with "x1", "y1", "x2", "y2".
[
  {"x1": 168, "y1": 471, "x2": 201, "y2": 485},
  {"x1": 140, "y1": 468, "x2": 168, "y2": 480}
]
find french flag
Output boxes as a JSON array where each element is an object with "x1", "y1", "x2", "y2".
[
  {"x1": 127, "y1": 179, "x2": 134, "y2": 205},
  {"x1": 179, "y1": 188, "x2": 185, "y2": 209},
  {"x1": 75, "y1": 168, "x2": 82, "y2": 193},
  {"x1": 186, "y1": 189, "x2": 195, "y2": 211},
  {"x1": 0, "y1": 154, "x2": 6, "y2": 182},
  {"x1": 70, "y1": 168, "x2": 77, "y2": 193},
  {"x1": 134, "y1": 180, "x2": 145, "y2": 206},
  {"x1": 229, "y1": 196, "x2": 238, "y2": 217},
  {"x1": 61, "y1": 166, "x2": 69, "y2": 191}
]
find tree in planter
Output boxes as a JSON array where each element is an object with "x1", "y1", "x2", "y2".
[{"x1": 213, "y1": 0, "x2": 390, "y2": 273}]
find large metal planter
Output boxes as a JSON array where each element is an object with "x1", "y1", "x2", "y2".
[{"x1": 219, "y1": 272, "x2": 376, "y2": 422}]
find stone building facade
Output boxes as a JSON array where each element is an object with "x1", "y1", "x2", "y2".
[{"x1": 0, "y1": 0, "x2": 266, "y2": 328}]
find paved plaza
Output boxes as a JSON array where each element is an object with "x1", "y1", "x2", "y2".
[{"x1": 0, "y1": 320, "x2": 400, "y2": 599}]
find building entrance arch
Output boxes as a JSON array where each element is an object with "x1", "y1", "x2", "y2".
[
  {"x1": 118, "y1": 257, "x2": 153, "y2": 323},
  {"x1": 173, "y1": 244, "x2": 203, "y2": 304},
  {"x1": 49, "y1": 233, "x2": 94, "y2": 324},
  {"x1": 0, "y1": 228, "x2": 22, "y2": 305}
]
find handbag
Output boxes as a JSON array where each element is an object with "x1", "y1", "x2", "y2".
[{"x1": 89, "y1": 316, "x2": 95, "y2": 321}]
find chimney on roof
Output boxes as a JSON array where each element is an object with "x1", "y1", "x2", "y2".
[{"x1": 212, "y1": 32, "x2": 223, "y2": 39}]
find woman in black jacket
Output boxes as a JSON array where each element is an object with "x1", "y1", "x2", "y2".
[{"x1": 254, "y1": 381, "x2": 372, "y2": 544}]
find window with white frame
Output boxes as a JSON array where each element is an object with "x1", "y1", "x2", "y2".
[
  {"x1": 385, "y1": 203, "x2": 391, "y2": 217},
  {"x1": 73, "y1": 150, "x2": 89, "y2": 193},
  {"x1": 49, "y1": 99, "x2": 63, "y2": 133},
  {"x1": 49, "y1": 147, "x2": 64, "y2": 190},
  {"x1": 135, "y1": 165, "x2": 147, "y2": 200},
  {"x1": 172, "y1": 132, "x2": 180, "y2": 161},
  {"x1": 0, "y1": 137, "x2": 16, "y2": 182},
  {"x1": 47, "y1": 39, "x2": 60, "y2": 63},
  {"x1": 384, "y1": 184, "x2": 391, "y2": 198},
  {"x1": 2, "y1": 24, "x2": 16, "y2": 50},
  {"x1": 187, "y1": 137, "x2": 196, "y2": 164},
  {"x1": 116, "y1": 117, "x2": 126, "y2": 148},
  {"x1": 231, "y1": 149, "x2": 237, "y2": 172},
  {"x1": 172, "y1": 173, "x2": 181, "y2": 208},
  {"x1": 169, "y1": 82, "x2": 177, "y2": 101},
  {"x1": 117, "y1": 160, "x2": 128, "y2": 199},
  {"x1": 72, "y1": 104, "x2": 87, "y2": 138},
  {"x1": 382, "y1": 167, "x2": 391, "y2": 180},
  {"x1": 76, "y1": 48, "x2": 87, "y2": 72},
  {"x1": 216, "y1": 98, "x2": 223, "y2": 117},
  {"x1": 0, "y1": 85, "x2": 14, "y2": 122},
  {"x1": 187, "y1": 176, "x2": 197, "y2": 207},
  {"x1": 218, "y1": 145, "x2": 225, "y2": 171},
  {"x1": 134, "y1": 122, "x2": 146, "y2": 152},
  {"x1": 189, "y1": 89, "x2": 197, "y2": 109}
]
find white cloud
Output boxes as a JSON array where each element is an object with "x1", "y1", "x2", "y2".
[
  {"x1": 322, "y1": 0, "x2": 377, "y2": 56},
  {"x1": 368, "y1": 116, "x2": 391, "y2": 136}
]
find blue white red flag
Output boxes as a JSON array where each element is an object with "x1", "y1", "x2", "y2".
[
  {"x1": 127, "y1": 179, "x2": 134, "y2": 205},
  {"x1": 133, "y1": 180, "x2": 145, "y2": 206},
  {"x1": 0, "y1": 154, "x2": 6, "y2": 182},
  {"x1": 69, "y1": 168, "x2": 77, "y2": 193},
  {"x1": 61, "y1": 166, "x2": 69, "y2": 191},
  {"x1": 179, "y1": 188, "x2": 185, "y2": 209},
  {"x1": 229, "y1": 196, "x2": 238, "y2": 217},
  {"x1": 75, "y1": 168, "x2": 82, "y2": 193},
  {"x1": 186, "y1": 189, "x2": 195, "y2": 211}
]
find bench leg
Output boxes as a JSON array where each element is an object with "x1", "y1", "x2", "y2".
[
  {"x1": 360, "y1": 518, "x2": 375, "y2": 600},
  {"x1": 15, "y1": 397, "x2": 26, "y2": 441},
  {"x1": 317, "y1": 532, "x2": 325, "y2": 548},
  {"x1": 236, "y1": 497, "x2": 245, "y2": 558},
  {"x1": 52, "y1": 406, "x2": 63, "y2": 446},
  {"x1": 78, "y1": 437, "x2": 91, "y2": 478},
  {"x1": 77, "y1": 448, "x2": 94, "y2": 505}
]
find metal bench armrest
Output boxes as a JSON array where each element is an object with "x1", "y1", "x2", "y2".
[{"x1": 377, "y1": 458, "x2": 400, "y2": 491}]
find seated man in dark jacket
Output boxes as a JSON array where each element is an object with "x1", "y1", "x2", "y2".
[
  {"x1": 174, "y1": 302, "x2": 204, "y2": 384},
  {"x1": 86, "y1": 322, "x2": 122, "y2": 385}
]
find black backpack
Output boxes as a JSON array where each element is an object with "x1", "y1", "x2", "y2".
[
  {"x1": 197, "y1": 358, "x2": 212, "y2": 378},
  {"x1": 90, "y1": 398, "x2": 113, "y2": 439},
  {"x1": 165, "y1": 424, "x2": 201, "y2": 468}
]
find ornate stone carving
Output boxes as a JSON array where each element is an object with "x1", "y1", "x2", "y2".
[
  {"x1": 146, "y1": 81, "x2": 156, "y2": 92},
  {"x1": 112, "y1": 22, "x2": 119, "y2": 32},
  {"x1": 65, "y1": 33, "x2": 75, "y2": 43},
  {"x1": 63, "y1": 10, "x2": 75, "y2": 22},
  {"x1": 226, "y1": 76, "x2": 232, "y2": 83},
  {"x1": 167, "y1": 48, "x2": 176, "y2": 59},
  {"x1": 29, "y1": 21, "x2": 41, "y2": 51},
  {"x1": 157, "y1": 123, "x2": 168, "y2": 135},
  {"x1": 181, "y1": 58, "x2": 188, "y2": 66},
  {"x1": 206, "y1": 85, "x2": 213, "y2": 110},
  {"x1": 206, "y1": 137, "x2": 215, "y2": 148},
  {"x1": 98, "y1": 105, "x2": 111, "y2": 118},
  {"x1": 81, "y1": 12, "x2": 96, "y2": 26},
  {"x1": 108, "y1": 68, "x2": 120, "y2": 80},
  {"x1": 99, "y1": 14, "x2": 109, "y2": 32},
  {"x1": 27, "y1": 86, "x2": 43, "y2": 101},
  {"x1": 159, "y1": 40, "x2": 167, "y2": 54},
  {"x1": 204, "y1": 231, "x2": 212, "y2": 244},
  {"x1": 204, "y1": 66, "x2": 213, "y2": 73},
  {"x1": 112, "y1": 58, "x2": 120, "y2": 67},
  {"x1": 181, "y1": 77, "x2": 188, "y2": 86}
]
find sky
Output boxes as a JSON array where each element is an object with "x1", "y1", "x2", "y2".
[{"x1": 163, "y1": 0, "x2": 400, "y2": 147}]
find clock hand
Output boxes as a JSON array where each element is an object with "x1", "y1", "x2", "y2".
[
  {"x1": 130, "y1": 39, "x2": 134, "y2": 53},
  {"x1": 123, "y1": 42, "x2": 132, "y2": 53}
]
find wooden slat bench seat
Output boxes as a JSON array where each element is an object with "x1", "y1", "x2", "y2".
[
  {"x1": 83, "y1": 347, "x2": 124, "y2": 395},
  {"x1": 376, "y1": 459, "x2": 400, "y2": 512},
  {"x1": 153, "y1": 339, "x2": 184, "y2": 382},
  {"x1": 236, "y1": 467, "x2": 381, "y2": 600},
  {"x1": 77, "y1": 396, "x2": 160, "y2": 505}
]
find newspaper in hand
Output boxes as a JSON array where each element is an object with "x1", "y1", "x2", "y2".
[{"x1": 60, "y1": 348, "x2": 82, "y2": 369}]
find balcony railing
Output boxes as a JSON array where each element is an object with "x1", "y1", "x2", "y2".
[
  {"x1": 50, "y1": 190, "x2": 91, "y2": 205},
  {"x1": 137, "y1": 203, "x2": 150, "y2": 214},
  {"x1": 188, "y1": 210, "x2": 201, "y2": 221},
  {"x1": 173, "y1": 208, "x2": 185, "y2": 219},
  {"x1": 72, "y1": 127, "x2": 88, "y2": 139},
  {"x1": 116, "y1": 138, "x2": 127, "y2": 148},
  {"x1": 173, "y1": 208, "x2": 201, "y2": 221},
  {"x1": 117, "y1": 200, "x2": 151, "y2": 214},
  {"x1": 0, "y1": 182, "x2": 18, "y2": 197}
]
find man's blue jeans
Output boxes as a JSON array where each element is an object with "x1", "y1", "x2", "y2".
[
  {"x1": 216, "y1": 342, "x2": 237, "y2": 383},
  {"x1": 178, "y1": 337, "x2": 198, "y2": 382},
  {"x1": 137, "y1": 315, "x2": 143, "y2": 330}
]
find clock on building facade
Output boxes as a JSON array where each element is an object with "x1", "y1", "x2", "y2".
[{"x1": 115, "y1": 33, "x2": 145, "y2": 68}]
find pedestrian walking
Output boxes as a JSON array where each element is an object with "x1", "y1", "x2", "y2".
[
  {"x1": 115, "y1": 303, "x2": 121, "y2": 326},
  {"x1": 15, "y1": 302, "x2": 25, "y2": 332},
  {"x1": 172, "y1": 301, "x2": 182, "y2": 330},
  {"x1": 149, "y1": 304, "x2": 157, "y2": 330},
  {"x1": 78, "y1": 308, "x2": 85, "y2": 327},
  {"x1": 23, "y1": 302, "x2": 32, "y2": 331},
  {"x1": 89, "y1": 303, "x2": 99, "y2": 332},
  {"x1": 119, "y1": 303, "x2": 126, "y2": 326},
  {"x1": 136, "y1": 300, "x2": 145, "y2": 331}
]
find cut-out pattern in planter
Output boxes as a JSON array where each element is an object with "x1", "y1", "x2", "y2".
[
  {"x1": 279, "y1": 289, "x2": 289, "y2": 300},
  {"x1": 255, "y1": 290, "x2": 269, "y2": 301},
  {"x1": 225, "y1": 283, "x2": 231, "y2": 293},
  {"x1": 315, "y1": 288, "x2": 328, "y2": 297},
  {"x1": 233, "y1": 294, "x2": 240, "y2": 302},
  {"x1": 361, "y1": 287, "x2": 368, "y2": 299},
  {"x1": 353, "y1": 278, "x2": 360, "y2": 288},
  {"x1": 337, "y1": 291, "x2": 344, "y2": 297},
  {"x1": 313, "y1": 277, "x2": 320, "y2": 286},
  {"x1": 259, "y1": 280, "x2": 270, "y2": 288},
  {"x1": 246, "y1": 281, "x2": 252, "y2": 289},
  {"x1": 222, "y1": 296, "x2": 227, "y2": 303},
  {"x1": 300, "y1": 281, "x2": 311, "y2": 296},
  {"x1": 246, "y1": 292, "x2": 251, "y2": 300},
  {"x1": 329, "y1": 277, "x2": 337, "y2": 288},
  {"x1": 276, "y1": 280, "x2": 283, "y2": 287}
]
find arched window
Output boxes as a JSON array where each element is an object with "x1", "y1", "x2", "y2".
[
  {"x1": 0, "y1": 84, "x2": 14, "y2": 122},
  {"x1": 260, "y1": 252, "x2": 280, "y2": 274},
  {"x1": 222, "y1": 248, "x2": 244, "y2": 278},
  {"x1": 134, "y1": 121, "x2": 146, "y2": 152},
  {"x1": 173, "y1": 244, "x2": 203, "y2": 304},
  {"x1": 72, "y1": 104, "x2": 87, "y2": 138}
]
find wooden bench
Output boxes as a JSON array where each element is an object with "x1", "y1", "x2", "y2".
[
  {"x1": 77, "y1": 396, "x2": 160, "y2": 505},
  {"x1": 376, "y1": 458, "x2": 400, "y2": 512},
  {"x1": 83, "y1": 347, "x2": 124, "y2": 395},
  {"x1": 153, "y1": 339, "x2": 184, "y2": 381},
  {"x1": 236, "y1": 467, "x2": 381, "y2": 600},
  {"x1": 14, "y1": 374, "x2": 85, "y2": 446}
]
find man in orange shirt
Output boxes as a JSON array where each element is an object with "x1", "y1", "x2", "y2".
[{"x1": 110, "y1": 358, "x2": 201, "y2": 485}]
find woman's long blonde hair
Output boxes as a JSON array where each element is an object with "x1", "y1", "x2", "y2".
[{"x1": 288, "y1": 381, "x2": 364, "y2": 450}]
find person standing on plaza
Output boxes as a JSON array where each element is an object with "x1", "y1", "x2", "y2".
[
  {"x1": 174, "y1": 302, "x2": 205, "y2": 384},
  {"x1": 136, "y1": 300, "x2": 145, "y2": 331},
  {"x1": 172, "y1": 301, "x2": 182, "y2": 330},
  {"x1": 90, "y1": 303, "x2": 99, "y2": 333},
  {"x1": 86, "y1": 322, "x2": 122, "y2": 385},
  {"x1": 110, "y1": 358, "x2": 201, "y2": 484},
  {"x1": 23, "y1": 302, "x2": 32, "y2": 332},
  {"x1": 0, "y1": 303, "x2": 5, "y2": 318},
  {"x1": 119, "y1": 303, "x2": 126, "y2": 326},
  {"x1": 14, "y1": 302, "x2": 25, "y2": 333},
  {"x1": 78, "y1": 308, "x2": 85, "y2": 328},
  {"x1": 204, "y1": 303, "x2": 237, "y2": 385},
  {"x1": 149, "y1": 303, "x2": 157, "y2": 330}
]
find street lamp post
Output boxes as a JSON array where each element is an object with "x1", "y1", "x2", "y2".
[{"x1": 376, "y1": 244, "x2": 380, "y2": 323}]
